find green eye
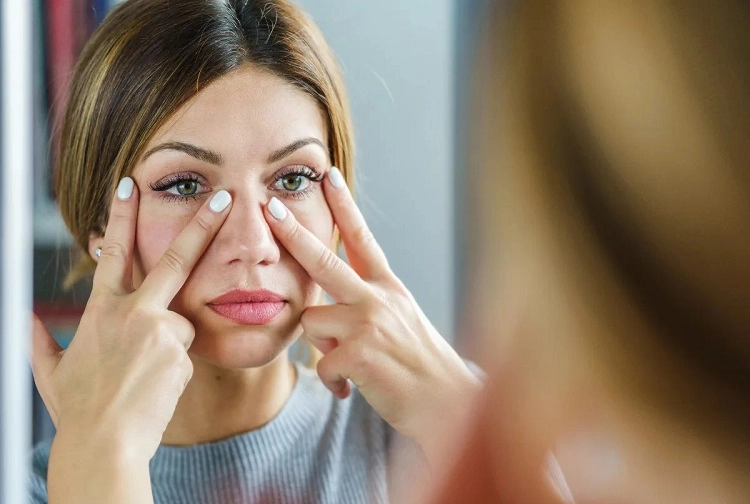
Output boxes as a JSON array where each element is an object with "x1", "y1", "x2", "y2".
[
  {"x1": 281, "y1": 175, "x2": 304, "y2": 192},
  {"x1": 150, "y1": 173, "x2": 206, "y2": 201},
  {"x1": 271, "y1": 167, "x2": 319, "y2": 197},
  {"x1": 175, "y1": 180, "x2": 198, "y2": 195}
]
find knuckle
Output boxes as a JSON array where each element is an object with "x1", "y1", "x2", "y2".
[
  {"x1": 345, "y1": 340, "x2": 370, "y2": 371},
  {"x1": 126, "y1": 301, "x2": 152, "y2": 323},
  {"x1": 134, "y1": 314, "x2": 168, "y2": 343},
  {"x1": 380, "y1": 272, "x2": 406, "y2": 292},
  {"x1": 287, "y1": 220, "x2": 304, "y2": 242},
  {"x1": 182, "y1": 324, "x2": 196, "y2": 345},
  {"x1": 100, "y1": 241, "x2": 129, "y2": 262},
  {"x1": 299, "y1": 309, "x2": 314, "y2": 328},
  {"x1": 119, "y1": 306, "x2": 143, "y2": 333},
  {"x1": 316, "y1": 355, "x2": 331, "y2": 377},
  {"x1": 356, "y1": 315, "x2": 379, "y2": 337},
  {"x1": 353, "y1": 225, "x2": 376, "y2": 248},
  {"x1": 373, "y1": 287, "x2": 398, "y2": 312},
  {"x1": 182, "y1": 359, "x2": 194, "y2": 382},
  {"x1": 160, "y1": 248, "x2": 188, "y2": 275},
  {"x1": 193, "y1": 212, "x2": 214, "y2": 233},
  {"x1": 107, "y1": 208, "x2": 131, "y2": 227},
  {"x1": 175, "y1": 344, "x2": 191, "y2": 364},
  {"x1": 182, "y1": 348, "x2": 194, "y2": 368},
  {"x1": 389, "y1": 288, "x2": 411, "y2": 311},
  {"x1": 175, "y1": 324, "x2": 195, "y2": 349},
  {"x1": 364, "y1": 293, "x2": 385, "y2": 314},
  {"x1": 315, "y1": 248, "x2": 342, "y2": 274},
  {"x1": 164, "y1": 339, "x2": 187, "y2": 363}
]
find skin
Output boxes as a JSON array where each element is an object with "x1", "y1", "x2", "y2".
[
  {"x1": 32, "y1": 64, "x2": 480, "y2": 503},
  {"x1": 115, "y1": 66, "x2": 334, "y2": 445}
]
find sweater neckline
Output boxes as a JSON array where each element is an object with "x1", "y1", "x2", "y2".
[{"x1": 154, "y1": 362, "x2": 321, "y2": 460}]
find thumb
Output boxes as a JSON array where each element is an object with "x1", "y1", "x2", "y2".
[{"x1": 31, "y1": 313, "x2": 63, "y2": 383}]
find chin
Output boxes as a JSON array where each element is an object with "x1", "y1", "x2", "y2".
[{"x1": 188, "y1": 322, "x2": 303, "y2": 370}]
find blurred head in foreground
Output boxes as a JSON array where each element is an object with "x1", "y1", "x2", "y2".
[{"x1": 444, "y1": 1, "x2": 750, "y2": 502}]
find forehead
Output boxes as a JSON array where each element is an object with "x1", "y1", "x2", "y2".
[{"x1": 144, "y1": 64, "x2": 328, "y2": 158}]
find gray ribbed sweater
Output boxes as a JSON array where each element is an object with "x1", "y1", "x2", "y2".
[{"x1": 29, "y1": 363, "x2": 403, "y2": 503}]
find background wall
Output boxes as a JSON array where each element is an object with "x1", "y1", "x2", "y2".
[{"x1": 296, "y1": 1, "x2": 457, "y2": 340}]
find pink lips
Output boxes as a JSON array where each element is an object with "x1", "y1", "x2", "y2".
[{"x1": 208, "y1": 289, "x2": 286, "y2": 325}]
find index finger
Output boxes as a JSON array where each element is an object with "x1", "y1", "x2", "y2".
[
  {"x1": 138, "y1": 190, "x2": 232, "y2": 306},
  {"x1": 264, "y1": 197, "x2": 368, "y2": 304},
  {"x1": 323, "y1": 167, "x2": 390, "y2": 281},
  {"x1": 92, "y1": 177, "x2": 139, "y2": 295}
]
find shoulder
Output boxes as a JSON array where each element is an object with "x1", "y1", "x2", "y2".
[{"x1": 29, "y1": 438, "x2": 53, "y2": 504}]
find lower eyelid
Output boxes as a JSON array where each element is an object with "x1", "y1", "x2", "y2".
[
  {"x1": 278, "y1": 185, "x2": 319, "y2": 201},
  {"x1": 159, "y1": 193, "x2": 208, "y2": 204}
]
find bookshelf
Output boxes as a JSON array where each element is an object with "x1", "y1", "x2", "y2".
[{"x1": 34, "y1": 0, "x2": 124, "y2": 246}]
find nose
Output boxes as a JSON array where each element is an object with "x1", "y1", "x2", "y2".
[{"x1": 211, "y1": 191, "x2": 280, "y2": 266}]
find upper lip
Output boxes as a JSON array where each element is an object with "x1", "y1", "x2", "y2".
[{"x1": 208, "y1": 289, "x2": 285, "y2": 305}]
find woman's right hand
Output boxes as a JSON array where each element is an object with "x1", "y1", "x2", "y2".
[{"x1": 31, "y1": 177, "x2": 232, "y2": 465}]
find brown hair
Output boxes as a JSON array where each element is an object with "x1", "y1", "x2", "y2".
[
  {"x1": 57, "y1": 0, "x2": 353, "y2": 286},
  {"x1": 473, "y1": 0, "x2": 750, "y2": 452}
]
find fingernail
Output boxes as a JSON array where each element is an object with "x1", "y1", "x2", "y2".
[
  {"x1": 117, "y1": 177, "x2": 134, "y2": 200},
  {"x1": 209, "y1": 190, "x2": 232, "y2": 213},
  {"x1": 328, "y1": 166, "x2": 345, "y2": 188},
  {"x1": 268, "y1": 197, "x2": 288, "y2": 220}
]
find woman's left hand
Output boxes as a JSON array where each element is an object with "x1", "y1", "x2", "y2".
[{"x1": 264, "y1": 167, "x2": 482, "y2": 456}]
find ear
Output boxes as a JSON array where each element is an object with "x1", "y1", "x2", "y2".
[{"x1": 88, "y1": 232, "x2": 104, "y2": 261}]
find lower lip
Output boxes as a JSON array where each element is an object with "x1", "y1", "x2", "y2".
[{"x1": 209, "y1": 302, "x2": 286, "y2": 325}]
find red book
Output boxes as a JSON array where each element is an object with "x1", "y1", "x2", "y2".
[{"x1": 45, "y1": 0, "x2": 93, "y2": 189}]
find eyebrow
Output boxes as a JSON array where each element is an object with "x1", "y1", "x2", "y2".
[
  {"x1": 142, "y1": 137, "x2": 328, "y2": 166},
  {"x1": 267, "y1": 137, "x2": 327, "y2": 163},
  {"x1": 143, "y1": 142, "x2": 223, "y2": 165}
]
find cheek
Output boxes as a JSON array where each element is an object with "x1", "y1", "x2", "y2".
[
  {"x1": 291, "y1": 196, "x2": 335, "y2": 247},
  {"x1": 133, "y1": 203, "x2": 193, "y2": 284}
]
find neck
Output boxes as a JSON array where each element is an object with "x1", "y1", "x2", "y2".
[{"x1": 162, "y1": 352, "x2": 296, "y2": 446}]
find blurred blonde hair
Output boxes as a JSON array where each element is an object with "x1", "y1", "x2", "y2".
[{"x1": 471, "y1": 0, "x2": 750, "y2": 456}]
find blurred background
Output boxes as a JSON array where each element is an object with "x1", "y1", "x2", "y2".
[{"x1": 14, "y1": 0, "x2": 495, "y2": 452}]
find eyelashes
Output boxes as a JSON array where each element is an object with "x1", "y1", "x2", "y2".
[
  {"x1": 271, "y1": 165, "x2": 324, "y2": 200},
  {"x1": 149, "y1": 172, "x2": 208, "y2": 203},
  {"x1": 149, "y1": 165, "x2": 325, "y2": 203}
]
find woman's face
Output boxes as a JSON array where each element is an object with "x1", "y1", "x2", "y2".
[{"x1": 130, "y1": 65, "x2": 334, "y2": 369}]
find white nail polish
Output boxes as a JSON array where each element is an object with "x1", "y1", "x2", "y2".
[
  {"x1": 328, "y1": 166, "x2": 345, "y2": 188},
  {"x1": 209, "y1": 190, "x2": 232, "y2": 213},
  {"x1": 268, "y1": 197, "x2": 288, "y2": 220},
  {"x1": 117, "y1": 177, "x2": 134, "y2": 200}
]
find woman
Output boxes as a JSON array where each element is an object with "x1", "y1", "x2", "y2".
[
  {"x1": 431, "y1": 0, "x2": 750, "y2": 502},
  {"x1": 29, "y1": 1, "x2": 480, "y2": 502}
]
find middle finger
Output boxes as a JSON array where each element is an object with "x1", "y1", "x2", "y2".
[{"x1": 264, "y1": 197, "x2": 368, "y2": 305}]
